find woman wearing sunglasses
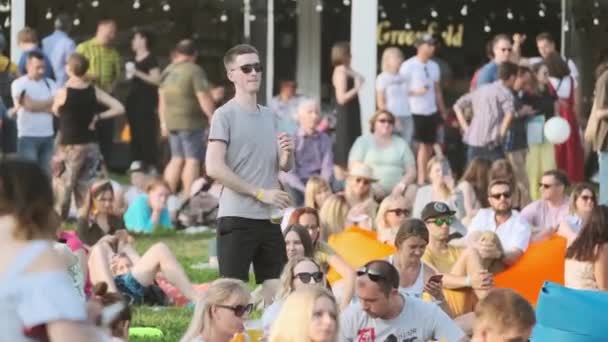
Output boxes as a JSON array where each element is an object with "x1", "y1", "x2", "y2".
[
  {"x1": 287, "y1": 208, "x2": 356, "y2": 305},
  {"x1": 348, "y1": 110, "x2": 416, "y2": 201},
  {"x1": 565, "y1": 205, "x2": 608, "y2": 290},
  {"x1": 558, "y1": 183, "x2": 597, "y2": 245},
  {"x1": 376, "y1": 194, "x2": 411, "y2": 244},
  {"x1": 343, "y1": 164, "x2": 378, "y2": 228},
  {"x1": 269, "y1": 286, "x2": 339, "y2": 342},
  {"x1": 181, "y1": 278, "x2": 252, "y2": 342},
  {"x1": 263, "y1": 256, "x2": 346, "y2": 337}
]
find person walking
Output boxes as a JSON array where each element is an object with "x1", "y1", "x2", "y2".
[
  {"x1": 42, "y1": 14, "x2": 75, "y2": 86},
  {"x1": 11, "y1": 51, "x2": 57, "y2": 174},
  {"x1": 159, "y1": 39, "x2": 215, "y2": 197},
  {"x1": 126, "y1": 28, "x2": 161, "y2": 172},
  {"x1": 206, "y1": 44, "x2": 294, "y2": 304}
]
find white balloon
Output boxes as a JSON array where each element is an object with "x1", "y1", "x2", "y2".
[{"x1": 544, "y1": 116, "x2": 571, "y2": 144}]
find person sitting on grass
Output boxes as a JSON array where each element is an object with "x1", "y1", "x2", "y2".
[
  {"x1": 92, "y1": 282, "x2": 131, "y2": 342},
  {"x1": 123, "y1": 178, "x2": 173, "y2": 233},
  {"x1": 77, "y1": 179, "x2": 128, "y2": 247},
  {"x1": 124, "y1": 160, "x2": 150, "y2": 206},
  {"x1": 471, "y1": 288, "x2": 535, "y2": 342},
  {"x1": 181, "y1": 278, "x2": 252, "y2": 342},
  {"x1": 88, "y1": 235, "x2": 199, "y2": 305}
]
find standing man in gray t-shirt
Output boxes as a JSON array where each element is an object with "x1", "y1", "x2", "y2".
[{"x1": 206, "y1": 44, "x2": 294, "y2": 302}]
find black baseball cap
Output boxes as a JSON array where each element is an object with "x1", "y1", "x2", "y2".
[{"x1": 421, "y1": 201, "x2": 455, "y2": 221}]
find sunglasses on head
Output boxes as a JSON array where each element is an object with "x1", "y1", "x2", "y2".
[
  {"x1": 215, "y1": 303, "x2": 253, "y2": 317},
  {"x1": 387, "y1": 208, "x2": 409, "y2": 217},
  {"x1": 236, "y1": 63, "x2": 263, "y2": 74},
  {"x1": 490, "y1": 192, "x2": 512, "y2": 200},
  {"x1": 426, "y1": 216, "x2": 454, "y2": 226},
  {"x1": 355, "y1": 177, "x2": 371, "y2": 185},
  {"x1": 356, "y1": 266, "x2": 386, "y2": 282},
  {"x1": 295, "y1": 271, "x2": 324, "y2": 284}
]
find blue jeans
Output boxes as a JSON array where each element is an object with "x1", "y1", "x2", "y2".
[
  {"x1": 600, "y1": 152, "x2": 608, "y2": 205},
  {"x1": 17, "y1": 136, "x2": 54, "y2": 175},
  {"x1": 467, "y1": 145, "x2": 505, "y2": 163}
]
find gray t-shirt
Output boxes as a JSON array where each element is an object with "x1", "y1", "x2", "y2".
[
  {"x1": 208, "y1": 99, "x2": 279, "y2": 219},
  {"x1": 339, "y1": 295, "x2": 465, "y2": 342}
]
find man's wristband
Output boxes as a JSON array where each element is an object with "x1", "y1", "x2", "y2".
[
  {"x1": 255, "y1": 188, "x2": 264, "y2": 201},
  {"x1": 464, "y1": 276, "x2": 471, "y2": 287}
]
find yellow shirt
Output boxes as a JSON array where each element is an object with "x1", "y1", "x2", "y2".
[
  {"x1": 76, "y1": 38, "x2": 121, "y2": 92},
  {"x1": 0, "y1": 55, "x2": 17, "y2": 75},
  {"x1": 422, "y1": 245, "x2": 476, "y2": 317}
]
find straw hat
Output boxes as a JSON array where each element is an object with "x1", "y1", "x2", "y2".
[{"x1": 346, "y1": 164, "x2": 378, "y2": 182}]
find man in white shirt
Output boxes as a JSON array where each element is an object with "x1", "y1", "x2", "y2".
[
  {"x1": 11, "y1": 51, "x2": 57, "y2": 175},
  {"x1": 467, "y1": 179, "x2": 532, "y2": 266},
  {"x1": 399, "y1": 34, "x2": 448, "y2": 185},
  {"x1": 339, "y1": 260, "x2": 466, "y2": 342}
]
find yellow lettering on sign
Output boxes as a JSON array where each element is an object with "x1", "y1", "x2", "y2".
[{"x1": 376, "y1": 20, "x2": 464, "y2": 48}]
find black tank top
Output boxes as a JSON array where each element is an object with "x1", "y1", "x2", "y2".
[{"x1": 59, "y1": 86, "x2": 97, "y2": 145}]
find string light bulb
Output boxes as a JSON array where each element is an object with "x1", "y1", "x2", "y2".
[
  {"x1": 538, "y1": 2, "x2": 546, "y2": 18},
  {"x1": 45, "y1": 8, "x2": 53, "y2": 20},
  {"x1": 594, "y1": 1, "x2": 600, "y2": 8},
  {"x1": 91, "y1": 0, "x2": 99, "y2": 8},
  {"x1": 484, "y1": 21, "x2": 491, "y2": 33},
  {"x1": 506, "y1": 8, "x2": 514, "y2": 20},
  {"x1": 430, "y1": 8, "x2": 438, "y2": 18},
  {"x1": 315, "y1": 0, "x2": 323, "y2": 12},
  {"x1": 162, "y1": 3, "x2": 170, "y2": 11},
  {"x1": 220, "y1": 12, "x2": 228, "y2": 22},
  {"x1": 593, "y1": 17, "x2": 600, "y2": 26},
  {"x1": 380, "y1": 10, "x2": 387, "y2": 19},
  {"x1": 133, "y1": 0, "x2": 140, "y2": 9},
  {"x1": 249, "y1": 14, "x2": 256, "y2": 21},
  {"x1": 342, "y1": 0, "x2": 350, "y2": 6},
  {"x1": 404, "y1": 20, "x2": 412, "y2": 30},
  {"x1": 73, "y1": 17, "x2": 81, "y2": 26},
  {"x1": 460, "y1": 5, "x2": 468, "y2": 17},
  {"x1": 3, "y1": 16, "x2": 9, "y2": 28},
  {"x1": 563, "y1": 21, "x2": 569, "y2": 32}
]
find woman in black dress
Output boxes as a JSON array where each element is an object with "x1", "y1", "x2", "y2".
[
  {"x1": 331, "y1": 42, "x2": 363, "y2": 181},
  {"x1": 126, "y1": 28, "x2": 161, "y2": 172}
]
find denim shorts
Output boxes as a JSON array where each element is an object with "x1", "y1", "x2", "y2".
[
  {"x1": 114, "y1": 272, "x2": 145, "y2": 304},
  {"x1": 168, "y1": 129, "x2": 205, "y2": 161}
]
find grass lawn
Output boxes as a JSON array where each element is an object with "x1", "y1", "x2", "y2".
[{"x1": 130, "y1": 231, "x2": 218, "y2": 342}]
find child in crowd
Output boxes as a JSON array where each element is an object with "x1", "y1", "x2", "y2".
[
  {"x1": 123, "y1": 178, "x2": 173, "y2": 233},
  {"x1": 124, "y1": 161, "x2": 149, "y2": 206}
]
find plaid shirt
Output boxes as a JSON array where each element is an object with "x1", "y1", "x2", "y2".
[{"x1": 76, "y1": 38, "x2": 121, "y2": 92}]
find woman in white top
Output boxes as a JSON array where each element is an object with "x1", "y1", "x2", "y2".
[
  {"x1": 457, "y1": 157, "x2": 492, "y2": 226},
  {"x1": 376, "y1": 47, "x2": 412, "y2": 143},
  {"x1": 375, "y1": 194, "x2": 411, "y2": 245},
  {"x1": 181, "y1": 278, "x2": 252, "y2": 342},
  {"x1": 262, "y1": 257, "x2": 331, "y2": 337},
  {"x1": 558, "y1": 183, "x2": 597, "y2": 245},
  {"x1": 0, "y1": 160, "x2": 100, "y2": 341},
  {"x1": 565, "y1": 205, "x2": 608, "y2": 290}
]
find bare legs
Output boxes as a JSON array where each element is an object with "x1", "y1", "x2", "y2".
[
  {"x1": 164, "y1": 157, "x2": 184, "y2": 194},
  {"x1": 450, "y1": 248, "x2": 492, "y2": 300},
  {"x1": 164, "y1": 157, "x2": 200, "y2": 199},
  {"x1": 88, "y1": 242, "x2": 198, "y2": 301},
  {"x1": 417, "y1": 143, "x2": 433, "y2": 185},
  {"x1": 181, "y1": 159, "x2": 200, "y2": 199}
]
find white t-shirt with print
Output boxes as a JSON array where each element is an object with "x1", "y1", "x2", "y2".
[
  {"x1": 468, "y1": 208, "x2": 532, "y2": 253},
  {"x1": 399, "y1": 57, "x2": 440, "y2": 115},
  {"x1": 339, "y1": 294, "x2": 465, "y2": 342},
  {"x1": 11, "y1": 75, "x2": 57, "y2": 137},
  {"x1": 376, "y1": 72, "x2": 410, "y2": 117}
]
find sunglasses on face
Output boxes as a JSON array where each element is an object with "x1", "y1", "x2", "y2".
[
  {"x1": 490, "y1": 192, "x2": 512, "y2": 200},
  {"x1": 236, "y1": 63, "x2": 263, "y2": 74},
  {"x1": 387, "y1": 208, "x2": 409, "y2": 217},
  {"x1": 501, "y1": 47, "x2": 513, "y2": 52},
  {"x1": 426, "y1": 216, "x2": 454, "y2": 226},
  {"x1": 215, "y1": 303, "x2": 253, "y2": 317},
  {"x1": 355, "y1": 178, "x2": 371, "y2": 185},
  {"x1": 377, "y1": 118, "x2": 395, "y2": 125},
  {"x1": 356, "y1": 266, "x2": 386, "y2": 282},
  {"x1": 295, "y1": 271, "x2": 324, "y2": 284},
  {"x1": 579, "y1": 195, "x2": 595, "y2": 202}
]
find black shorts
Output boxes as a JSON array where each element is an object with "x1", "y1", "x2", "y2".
[
  {"x1": 412, "y1": 113, "x2": 441, "y2": 144},
  {"x1": 216, "y1": 217, "x2": 287, "y2": 284}
]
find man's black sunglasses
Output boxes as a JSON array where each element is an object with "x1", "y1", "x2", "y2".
[
  {"x1": 295, "y1": 271, "x2": 324, "y2": 284},
  {"x1": 215, "y1": 303, "x2": 253, "y2": 317},
  {"x1": 356, "y1": 266, "x2": 386, "y2": 282},
  {"x1": 236, "y1": 63, "x2": 263, "y2": 74}
]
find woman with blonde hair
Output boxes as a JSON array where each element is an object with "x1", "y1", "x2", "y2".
[
  {"x1": 457, "y1": 157, "x2": 492, "y2": 224},
  {"x1": 557, "y1": 183, "x2": 597, "y2": 244},
  {"x1": 348, "y1": 110, "x2": 416, "y2": 199},
  {"x1": 269, "y1": 287, "x2": 339, "y2": 342},
  {"x1": 304, "y1": 176, "x2": 332, "y2": 210},
  {"x1": 375, "y1": 194, "x2": 411, "y2": 244},
  {"x1": 343, "y1": 164, "x2": 379, "y2": 228},
  {"x1": 181, "y1": 278, "x2": 252, "y2": 342},
  {"x1": 318, "y1": 194, "x2": 351, "y2": 241},
  {"x1": 331, "y1": 41, "x2": 364, "y2": 180},
  {"x1": 376, "y1": 47, "x2": 412, "y2": 143}
]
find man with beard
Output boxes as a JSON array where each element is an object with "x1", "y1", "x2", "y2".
[
  {"x1": 339, "y1": 260, "x2": 465, "y2": 342},
  {"x1": 466, "y1": 179, "x2": 532, "y2": 266}
]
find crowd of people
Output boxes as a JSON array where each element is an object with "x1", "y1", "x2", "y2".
[{"x1": 1, "y1": 13, "x2": 608, "y2": 342}]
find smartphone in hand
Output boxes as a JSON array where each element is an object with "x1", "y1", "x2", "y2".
[{"x1": 428, "y1": 274, "x2": 443, "y2": 285}]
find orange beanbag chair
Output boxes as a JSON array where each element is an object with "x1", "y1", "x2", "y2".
[
  {"x1": 494, "y1": 235, "x2": 567, "y2": 305},
  {"x1": 327, "y1": 226, "x2": 396, "y2": 284}
]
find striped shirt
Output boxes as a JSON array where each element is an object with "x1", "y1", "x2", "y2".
[
  {"x1": 454, "y1": 80, "x2": 515, "y2": 147},
  {"x1": 75, "y1": 38, "x2": 121, "y2": 92}
]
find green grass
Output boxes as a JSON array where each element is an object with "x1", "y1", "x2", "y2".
[{"x1": 129, "y1": 232, "x2": 219, "y2": 342}]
